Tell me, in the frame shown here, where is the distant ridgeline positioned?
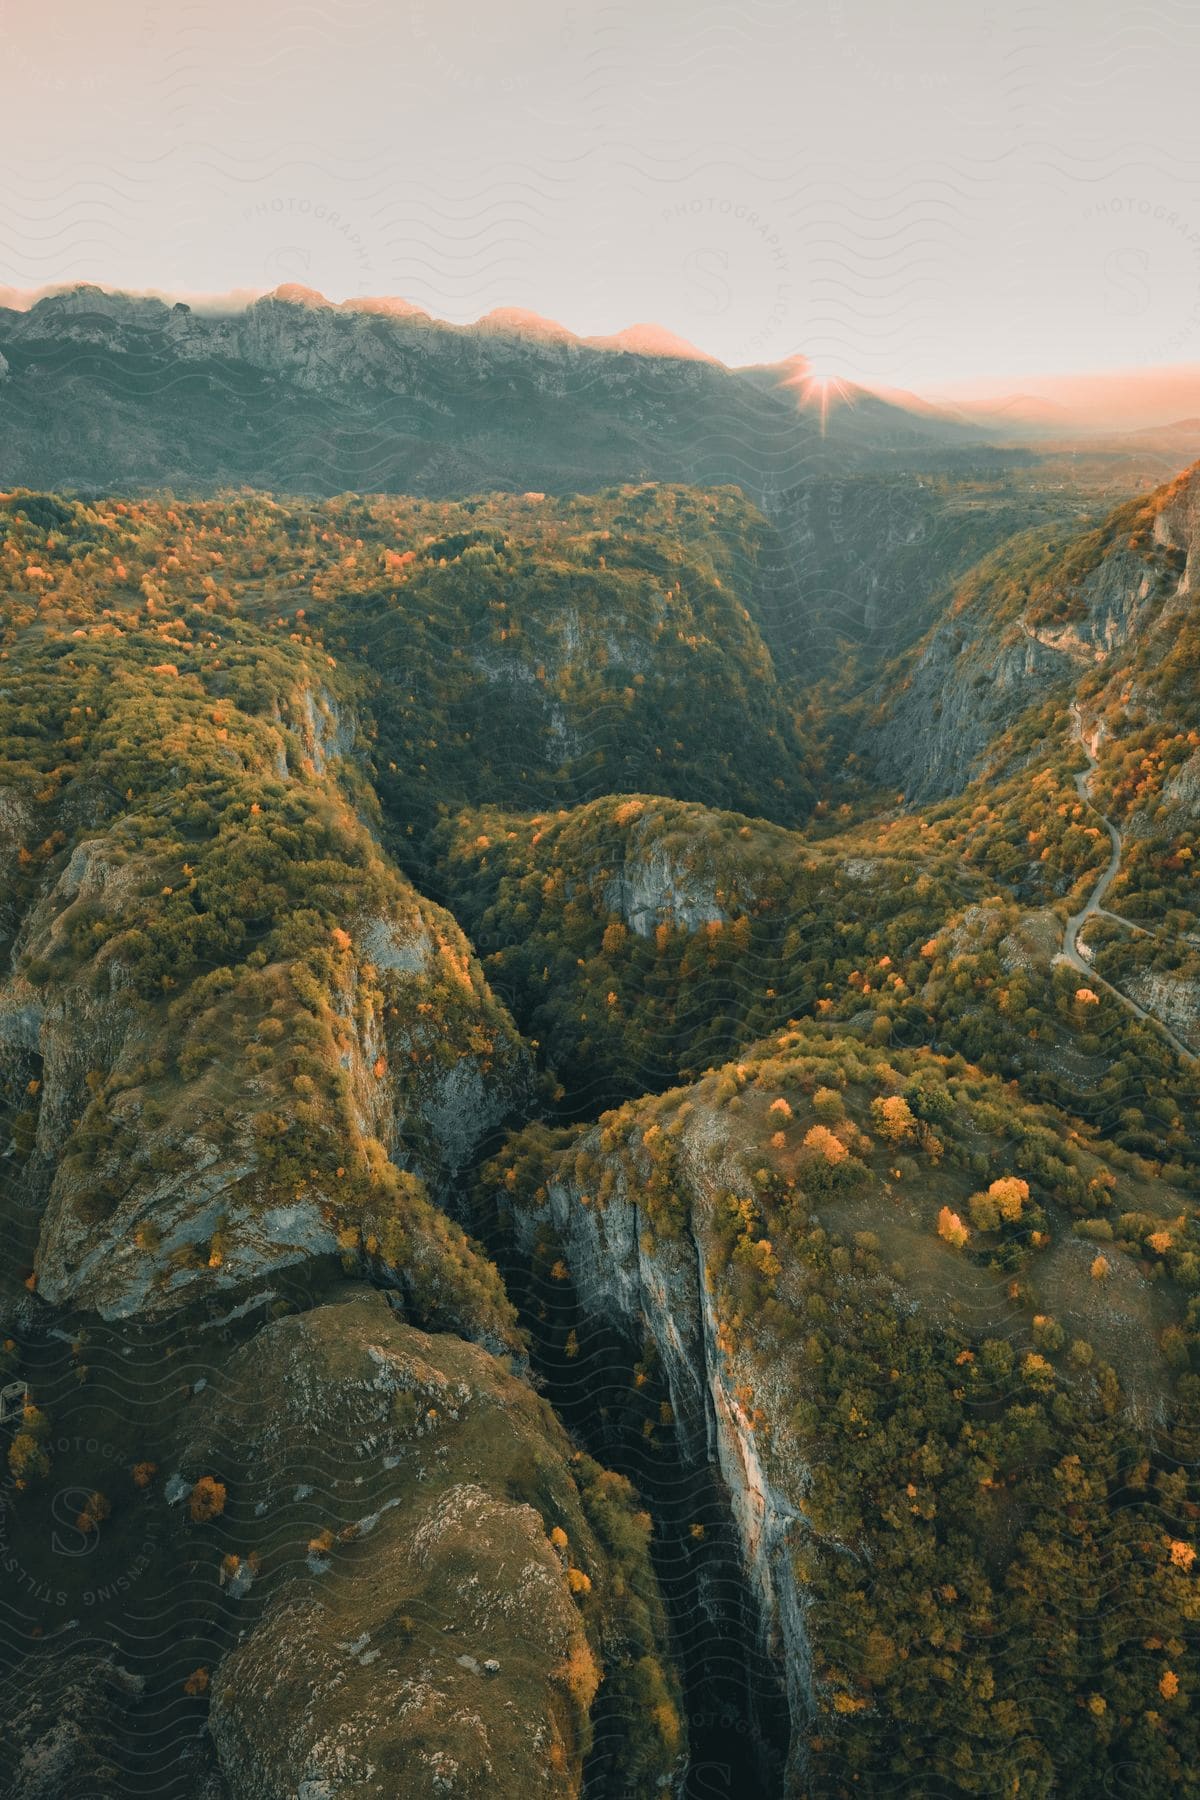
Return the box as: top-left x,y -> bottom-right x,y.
0,282 -> 1078,677
0,283 -> 987,498
0,472 -> 1197,1798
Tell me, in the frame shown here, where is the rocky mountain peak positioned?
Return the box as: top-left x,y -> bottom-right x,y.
340,293 -> 431,320
29,283 -> 170,325
258,282 -> 334,309
584,321 -> 718,362
473,306 -> 578,343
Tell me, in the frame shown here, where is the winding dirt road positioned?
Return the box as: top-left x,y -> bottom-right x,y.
1055,701 -> 1196,1062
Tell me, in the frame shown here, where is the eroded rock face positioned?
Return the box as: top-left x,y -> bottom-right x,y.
504,1102 -> 813,1788
1126,743 -> 1200,842
2,286 -> 718,413
603,834 -> 728,939
872,614 -> 1073,801
1124,969 -> 1200,1054
1163,747 -> 1200,818
1155,459 -> 1200,585
0,813 -> 530,1327
0,783 -> 35,855
185,1288 -> 682,1800
872,472 -> 1200,802
0,676 -> 528,1324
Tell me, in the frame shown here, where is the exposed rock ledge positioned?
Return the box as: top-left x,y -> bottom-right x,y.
1124,969 -> 1200,1056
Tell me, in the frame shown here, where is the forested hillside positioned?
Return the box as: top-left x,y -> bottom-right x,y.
0,285 -> 1119,685
1,471 -> 1199,1798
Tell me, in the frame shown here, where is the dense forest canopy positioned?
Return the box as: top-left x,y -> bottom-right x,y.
1,470 -> 1199,1798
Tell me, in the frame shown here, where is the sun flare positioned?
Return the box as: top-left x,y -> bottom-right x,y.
782,360 -> 853,433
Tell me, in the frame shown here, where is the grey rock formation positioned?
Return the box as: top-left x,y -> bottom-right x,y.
873,468 -> 1200,802
505,1101 -> 813,1788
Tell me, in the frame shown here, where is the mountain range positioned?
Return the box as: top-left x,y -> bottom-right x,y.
0,282 -> 1088,678
0,282 -> 993,499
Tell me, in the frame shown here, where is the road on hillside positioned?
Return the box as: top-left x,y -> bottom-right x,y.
1055,700 -> 1196,1062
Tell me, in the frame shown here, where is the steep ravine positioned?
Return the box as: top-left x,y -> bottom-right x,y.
500,1238 -> 792,1799
495,1113 -> 807,1797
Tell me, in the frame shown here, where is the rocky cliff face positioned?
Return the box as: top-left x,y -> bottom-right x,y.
603,830 -> 730,939
1,1648 -> 152,1800
4,855 -> 529,1325
1122,968 -> 1200,1055
767,472 -> 1067,676
489,1015 -> 1200,1794
872,472 -> 1200,802
0,650 -> 531,1330
872,617 -> 1072,799
503,1098 -> 813,1788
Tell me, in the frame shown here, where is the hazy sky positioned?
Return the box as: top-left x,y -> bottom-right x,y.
5,0 -> 1200,389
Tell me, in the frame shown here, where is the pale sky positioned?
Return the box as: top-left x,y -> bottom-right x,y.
5,0 -> 1200,389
